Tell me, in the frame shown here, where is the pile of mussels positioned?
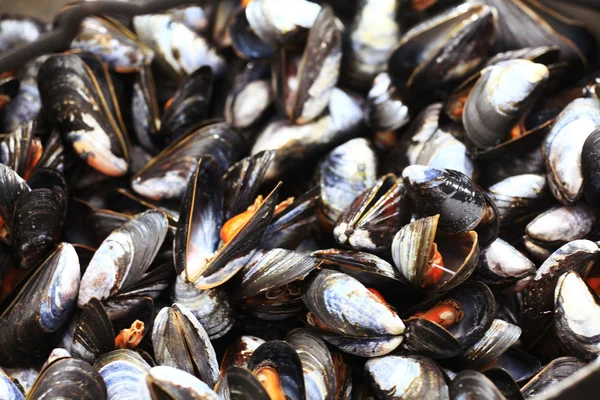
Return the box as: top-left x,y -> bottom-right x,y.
2,0 -> 600,398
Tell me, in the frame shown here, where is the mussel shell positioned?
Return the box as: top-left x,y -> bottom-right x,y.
0,368 -> 24,400
486,174 -> 548,225
133,14 -> 225,76
401,318 -> 462,359
521,240 -> 599,347
220,335 -> 266,374
542,97 -> 600,204
449,370 -> 506,400
132,121 -> 244,201
236,248 -> 319,300
463,60 -> 549,151
275,5 -> 342,125
0,243 -> 80,367
230,9 -> 276,61
0,14 -> 46,52
94,350 -> 152,400
71,298 -> 115,363
458,319 -> 522,369
402,166 -> 495,242
520,356 -> 587,398
387,2 -> 496,105
13,188 -> 65,269
78,210 -> 168,307
318,138 -> 378,229
225,366 -> 270,400
301,269 -> 404,337
225,77 -> 273,129
131,63 -> 161,154
414,128 -> 474,179
160,66 -> 213,143
139,365 -> 220,400
261,186 -> 319,250
285,328 -> 336,400
27,357 -> 107,400
392,214 -> 479,291
38,52 -> 130,177
481,368 -> 522,400
482,347 -> 541,384
311,329 -> 403,358
476,238 -> 536,286
172,276 -> 234,339
525,204 -> 596,247
0,121 -> 39,179
333,174 -> 411,252
71,16 -> 153,72
404,281 -> 496,350
0,163 -> 30,229
554,271 -> 600,361
365,355 -> 449,399
37,130 -> 64,173
365,72 -> 409,132
582,127 -> 600,204
247,340 -> 306,400
152,303 -> 219,387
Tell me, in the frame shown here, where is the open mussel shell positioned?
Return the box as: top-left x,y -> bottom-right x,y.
38,52 -> 130,177
224,366 -> 270,400
261,186 -> 319,250
0,121 -> 40,180
13,188 -> 65,269
476,238 -> 536,286
174,157 -> 280,288
450,370 -> 506,400
521,240 -> 599,347
94,349 -> 152,400
0,368 -> 24,400
78,210 -> 168,307
0,243 -> 79,367
302,269 -> 405,337
285,328 -> 336,400
403,165 -> 499,246
582,127 -> 600,204
318,138 -> 378,230
132,121 -> 244,201
520,356 -> 587,398
0,163 -> 30,230
274,5 -> 342,125
463,59 -> 549,153
554,271 -> 600,361
365,72 -> 410,132
333,174 -> 411,252
387,2 -> 496,106
543,97 -> 600,204
152,303 -> 219,387
139,366 -> 220,400
365,355 -> 449,399
247,340 -> 306,400
160,66 -> 213,144
222,149 -> 275,221
27,357 -> 107,400
342,0 -> 399,89
402,281 -> 495,356
525,204 -> 596,250
172,276 -> 234,339
487,174 -> 548,226
133,13 -> 224,76
392,214 -> 479,292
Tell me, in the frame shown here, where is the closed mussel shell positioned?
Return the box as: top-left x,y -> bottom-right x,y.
521,240 -> 599,347
131,63 -> 161,154
476,238 -> 536,286
365,72 -> 409,132
27,357 -> 107,400
486,174 -> 548,226
542,97 -> 600,204
520,356 -> 587,398
449,370 -> 507,400
71,298 -> 115,363
365,355 -> 449,400
0,243 -> 80,367
554,271 -> 600,361
225,366 -> 270,400
525,204 -> 596,249
139,366 -> 220,400
94,349 -> 152,400
582,127 -> 600,204
458,319 -> 522,369
152,303 -> 219,388
0,163 -> 30,231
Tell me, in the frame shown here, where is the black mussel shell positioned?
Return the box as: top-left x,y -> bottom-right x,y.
226,366 -> 270,400
582,127 -> 600,204
520,356 -> 587,398
230,8 -> 276,61
449,370 -> 506,400
71,298 -> 115,363
0,163 -> 30,230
